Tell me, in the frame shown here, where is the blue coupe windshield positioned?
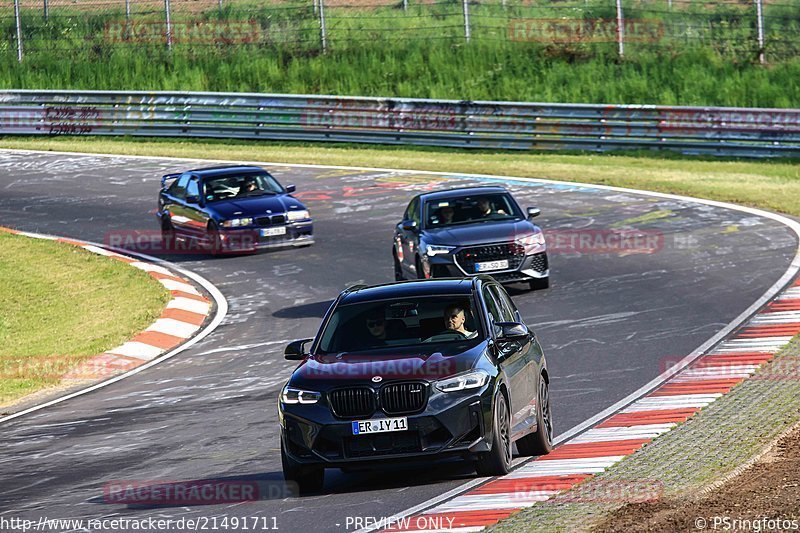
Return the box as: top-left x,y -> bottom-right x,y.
204,172 -> 284,202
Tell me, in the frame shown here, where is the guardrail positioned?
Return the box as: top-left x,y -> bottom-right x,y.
1,90 -> 799,158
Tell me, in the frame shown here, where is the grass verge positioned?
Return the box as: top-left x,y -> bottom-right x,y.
491,338 -> 800,532
2,137 -> 799,215
0,231 -> 170,406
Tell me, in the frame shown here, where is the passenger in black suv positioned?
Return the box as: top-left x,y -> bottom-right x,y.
280,277 -> 553,493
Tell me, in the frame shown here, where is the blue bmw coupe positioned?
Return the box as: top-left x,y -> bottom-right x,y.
157,165 -> 313,254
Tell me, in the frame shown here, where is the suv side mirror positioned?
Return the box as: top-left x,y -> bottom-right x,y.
496,321 -> 530,342
527,207 -> 541,219
186,195 -> 200,204
285,184 -> 297,193
402,220 -> 418,232
285,338 -> 313,360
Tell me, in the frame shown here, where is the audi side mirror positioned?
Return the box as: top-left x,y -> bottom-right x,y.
496,321 -> 530,342
527,207 -> 541,219
285,184 -> 297,194
285,339 -> 313,360
402,220 -> 418,232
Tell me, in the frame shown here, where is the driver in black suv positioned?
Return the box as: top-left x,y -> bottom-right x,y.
443,303 -> 477,339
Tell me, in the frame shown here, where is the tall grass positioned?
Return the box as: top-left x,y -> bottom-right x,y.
1,0 -> 799,106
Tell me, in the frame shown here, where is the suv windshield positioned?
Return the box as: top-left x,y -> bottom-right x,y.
317,296 -> 483,354
204,172 -> 284,202
424,193 -> 522,228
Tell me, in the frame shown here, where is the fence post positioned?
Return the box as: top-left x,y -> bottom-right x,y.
313,0 -> 318,16
219,0 -> 223,10
319,0 -> 327,52
164,0 -> 172,49
615,0 -> 625,58
125,0 -> 130,19
403,0 -> 408,12
755,0 -> 765,64
14,0 -> 23,62
462,0 -> 470,42
44,0 -> 48,21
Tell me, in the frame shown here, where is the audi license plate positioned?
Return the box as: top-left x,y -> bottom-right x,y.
260,227 -> 287,237
352,417 -> 408,435
474,259 -> 509,272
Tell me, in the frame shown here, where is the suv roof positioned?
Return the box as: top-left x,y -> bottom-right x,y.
339,277 -> 495,305
417,186 -> 510,203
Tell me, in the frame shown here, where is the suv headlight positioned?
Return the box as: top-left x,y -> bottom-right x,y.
281,385 -> 321,404
221,217 -> 253,228
425,244 -> 456,257
435,371 -> 490,392
287,209 -> 310,222
516,230 -> 546,251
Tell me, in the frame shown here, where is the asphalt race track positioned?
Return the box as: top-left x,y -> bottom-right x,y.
0,150 -> 797,532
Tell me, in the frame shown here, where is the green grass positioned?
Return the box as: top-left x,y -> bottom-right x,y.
0,231 -> 169,406
3,0 -> 799,106
3,136 -> 799,216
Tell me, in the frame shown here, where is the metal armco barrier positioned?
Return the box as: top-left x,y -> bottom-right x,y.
1,90 -> 799,158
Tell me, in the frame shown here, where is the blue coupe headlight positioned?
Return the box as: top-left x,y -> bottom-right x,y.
287,209 -> 310,222
221,218 -> 254,228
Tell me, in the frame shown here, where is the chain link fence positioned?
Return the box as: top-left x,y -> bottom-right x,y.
1,0 -> 798,62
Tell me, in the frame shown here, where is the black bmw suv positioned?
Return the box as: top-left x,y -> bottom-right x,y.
393,186 -> 549,290
279,277 -> 553,493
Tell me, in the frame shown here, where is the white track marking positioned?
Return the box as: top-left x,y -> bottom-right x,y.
621,394 -> 723,412
568,424 -> 676,443
777,288 -> 800,299
106,342 -> 164,360
81,244 -> 128,258
749,311 -> 800,323
423,492 -> 560,513
671,365 -> 759,381
507,457 -> 626,477
129,261 -> 174,276
157,278 -> 200,294
145,318 -> 200,338
166,297 -> 211,314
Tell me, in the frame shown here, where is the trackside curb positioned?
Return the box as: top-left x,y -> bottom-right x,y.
0,226 -> 228,425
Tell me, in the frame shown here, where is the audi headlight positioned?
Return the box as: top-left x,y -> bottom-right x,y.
281,385 -> 321,405
516,230 -> 546,250
287,209 -> 310,222
435,371 -> 490,392
221,217 -> 253,228
425,244 -> 456,257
